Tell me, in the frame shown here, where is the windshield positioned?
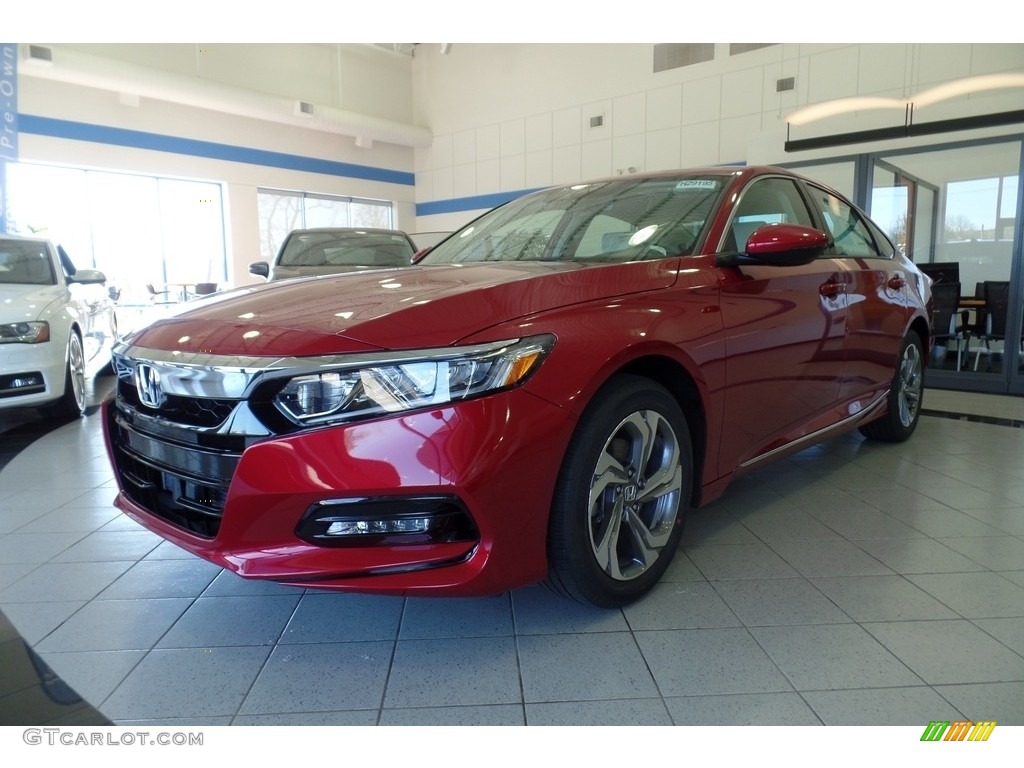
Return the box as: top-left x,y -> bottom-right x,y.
421,176 -> 726,265
0,240 -> 57,286
279,231 -> 414,268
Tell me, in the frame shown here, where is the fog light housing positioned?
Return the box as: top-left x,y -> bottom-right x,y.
296,495 -> 479,548
0,372 -> 46,397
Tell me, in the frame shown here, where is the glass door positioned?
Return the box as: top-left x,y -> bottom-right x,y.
871,142 -> 1022,394
870,161 -> 937,264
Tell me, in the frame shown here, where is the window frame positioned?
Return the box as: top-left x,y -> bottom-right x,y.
257,188 -> 396,260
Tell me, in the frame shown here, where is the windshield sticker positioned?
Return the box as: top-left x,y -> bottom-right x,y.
675,179 -> 719,191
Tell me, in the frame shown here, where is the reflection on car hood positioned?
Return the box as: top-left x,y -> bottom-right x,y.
126,260 -> 679,357
0,284 -> 64,320
271,264 -> 402,280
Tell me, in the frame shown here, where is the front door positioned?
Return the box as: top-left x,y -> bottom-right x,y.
716,175 -> 847,469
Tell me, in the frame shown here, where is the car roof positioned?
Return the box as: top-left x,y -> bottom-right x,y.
287,228 -> 411,236
574,165 -> 800,184
0,233 -> 51,243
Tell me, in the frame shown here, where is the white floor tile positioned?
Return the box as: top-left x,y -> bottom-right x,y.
3,387 -> 1024,726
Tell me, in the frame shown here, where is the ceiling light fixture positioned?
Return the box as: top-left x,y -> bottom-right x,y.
786,72 -> 1024,127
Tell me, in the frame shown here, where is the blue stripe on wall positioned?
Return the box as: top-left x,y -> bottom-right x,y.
18,114 -> 416,186
18,114 -> 648,219
416,188 -> 544,217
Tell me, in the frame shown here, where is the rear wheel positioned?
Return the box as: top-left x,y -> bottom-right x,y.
546,375 -> 692,607
859,330 -> 924,442
42,332 -> 86,421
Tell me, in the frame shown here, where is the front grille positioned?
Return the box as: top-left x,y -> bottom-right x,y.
108,348 -> 286,539
117,379 -> 237,428
108,406 -> 239,538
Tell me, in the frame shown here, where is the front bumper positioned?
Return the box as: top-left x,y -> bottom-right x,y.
0,341 -> 66,408
103,388 -> 574,596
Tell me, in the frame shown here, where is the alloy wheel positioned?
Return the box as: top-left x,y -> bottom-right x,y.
587,409 -> 683,581
69,333 -> 86,413
897,340 -> 923,427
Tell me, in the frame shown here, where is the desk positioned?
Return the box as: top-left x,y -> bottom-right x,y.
958,298 -> 985,310
956,298 -> 987,339
154,283 -> 219,302
954,299 -> 996,371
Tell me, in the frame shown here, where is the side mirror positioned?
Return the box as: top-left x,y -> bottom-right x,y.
249,261 -> 270,279
412,247 -> 432,264
717,224 -> 830,268
68,268 -> 108,285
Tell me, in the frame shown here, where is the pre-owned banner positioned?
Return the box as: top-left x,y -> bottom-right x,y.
0,42 -> 14,234
1,43 -> 16,161
0,161 -> 6,233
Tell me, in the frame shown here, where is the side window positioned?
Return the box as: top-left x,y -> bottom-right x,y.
865,218 -> 896,259
809,187 -> 881,259
723,178 -> 816,252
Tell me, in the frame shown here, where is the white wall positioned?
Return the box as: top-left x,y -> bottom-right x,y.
411,43 -> 1024,232
57,43 -> 416,125
14,42 -> 1024,268
15,44 -> 420,287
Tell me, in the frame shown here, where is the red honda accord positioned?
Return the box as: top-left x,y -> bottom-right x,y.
103,166 -> 932,607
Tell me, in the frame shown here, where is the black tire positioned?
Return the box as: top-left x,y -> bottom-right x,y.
546,374 -> 692,608
42,331 -> 87,421
859,330 -> 924,442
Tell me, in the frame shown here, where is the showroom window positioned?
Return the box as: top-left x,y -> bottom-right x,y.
257,189 -> 395,259
729,43 -> 776,56
652,44 -> 715,73
4,162 -> 227,298
944,175 -> 1018,242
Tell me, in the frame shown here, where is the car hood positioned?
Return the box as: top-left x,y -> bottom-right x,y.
0,284 -> 63,320
125,260 -> 680,357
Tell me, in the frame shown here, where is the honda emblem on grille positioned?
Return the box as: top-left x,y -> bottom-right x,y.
135,363 -> 165,408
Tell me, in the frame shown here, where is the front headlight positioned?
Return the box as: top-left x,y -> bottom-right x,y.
272,335 -> 554,426
0,321 -> 50,344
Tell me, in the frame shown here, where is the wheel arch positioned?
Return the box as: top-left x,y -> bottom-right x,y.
608,354 -> 709,507
909,315 -> 930,355
544,367 -> 697,606
65,321 -> 84,362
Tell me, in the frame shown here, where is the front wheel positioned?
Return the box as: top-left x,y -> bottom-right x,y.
42,332 -> 87,421
859,330 -> 924,442
546,375 -> 692,607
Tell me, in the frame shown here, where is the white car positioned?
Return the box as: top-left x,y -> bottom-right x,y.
0,234 -> 117,419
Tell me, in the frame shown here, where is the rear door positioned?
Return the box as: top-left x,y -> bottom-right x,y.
801,182 -> 910,408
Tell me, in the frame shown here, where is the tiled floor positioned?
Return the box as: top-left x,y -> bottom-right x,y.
2,382 -> 1024,726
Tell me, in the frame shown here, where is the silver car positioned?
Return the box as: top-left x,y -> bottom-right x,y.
249,228 -> 417,281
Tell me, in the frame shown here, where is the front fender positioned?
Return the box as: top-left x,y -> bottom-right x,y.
462,285 -> 728,487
